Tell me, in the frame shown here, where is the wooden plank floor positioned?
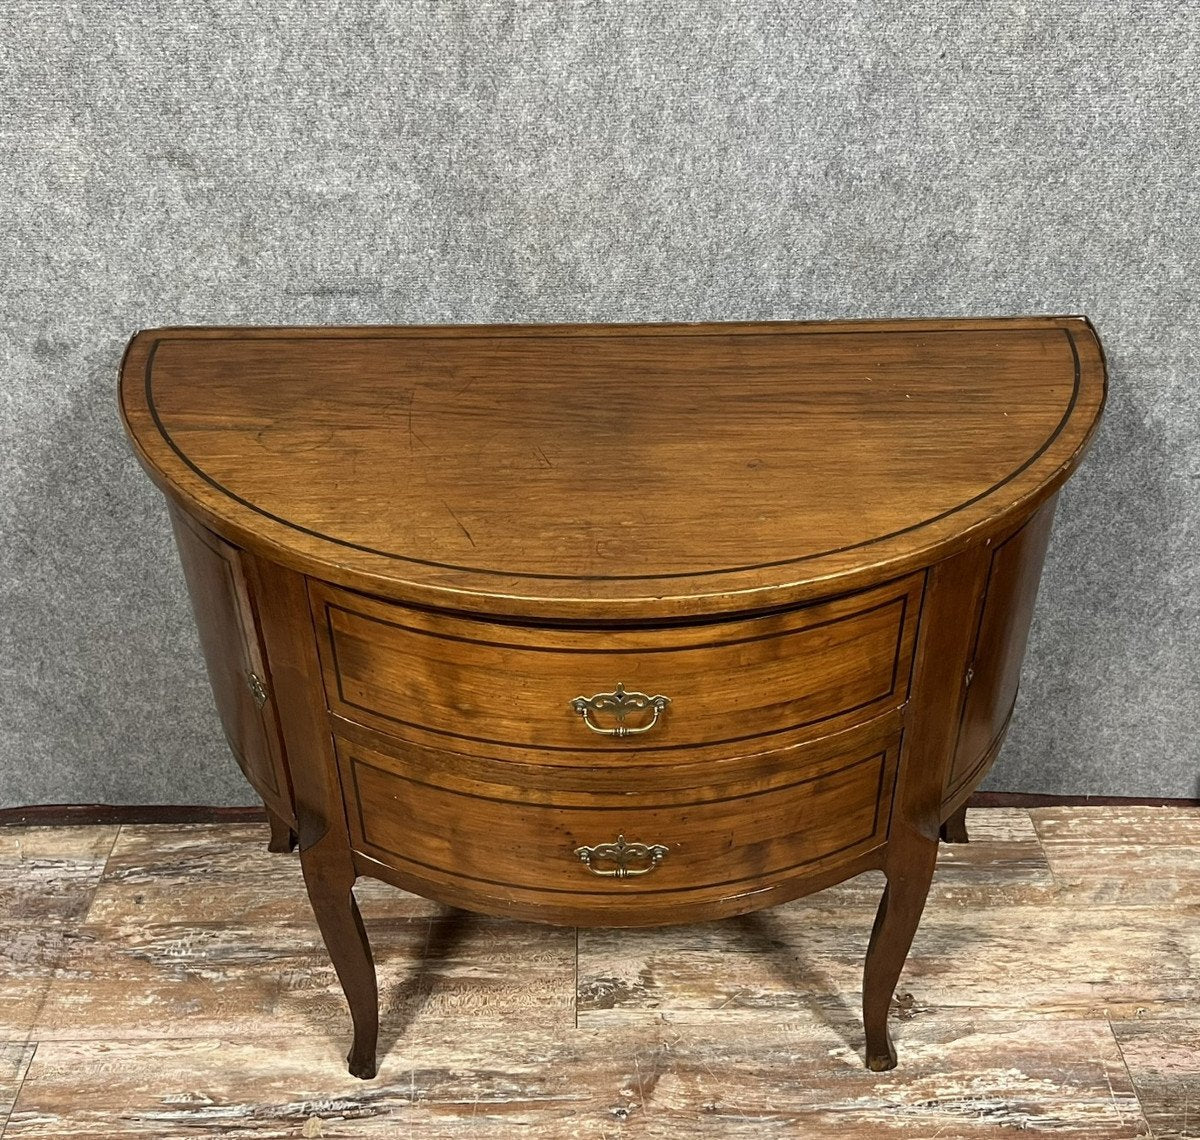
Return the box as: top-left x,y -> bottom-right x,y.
0,807 -> 1196,1138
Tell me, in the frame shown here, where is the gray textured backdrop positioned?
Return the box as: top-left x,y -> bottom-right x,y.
2,2 -> 1198,806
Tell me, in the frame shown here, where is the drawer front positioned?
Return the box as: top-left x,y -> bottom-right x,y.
312,574 -> 921,761
336,724 -> 899,912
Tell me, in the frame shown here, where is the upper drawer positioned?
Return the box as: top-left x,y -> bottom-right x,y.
310,573 -> 922,762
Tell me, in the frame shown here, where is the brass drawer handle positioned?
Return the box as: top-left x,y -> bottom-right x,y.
574,834 -> 670,878
570,683 -> 671,738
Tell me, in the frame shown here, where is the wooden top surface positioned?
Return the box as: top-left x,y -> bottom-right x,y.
119,317 -> 1106,618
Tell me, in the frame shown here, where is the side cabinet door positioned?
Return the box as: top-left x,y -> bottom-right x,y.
944,497 -> 1058,807
167,504 -> 294,820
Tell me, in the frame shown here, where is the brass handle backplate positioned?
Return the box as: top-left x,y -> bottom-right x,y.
570,683 -> 671,738
574,834 -> 670,878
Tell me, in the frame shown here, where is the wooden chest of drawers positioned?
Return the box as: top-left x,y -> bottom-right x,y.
119,317 -> 1105,1079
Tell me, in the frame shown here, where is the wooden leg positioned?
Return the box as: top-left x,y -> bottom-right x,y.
266,806 -> 298,853
299,837 -> 379,1079
939,803 -> 970,844
862,833 -> 939,1071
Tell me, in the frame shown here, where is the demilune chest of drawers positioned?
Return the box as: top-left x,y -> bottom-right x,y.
119,317 -> 1106,1079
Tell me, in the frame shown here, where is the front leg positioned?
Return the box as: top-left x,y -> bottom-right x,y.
861,832 -> 939,1071
299,829 -> 379,1079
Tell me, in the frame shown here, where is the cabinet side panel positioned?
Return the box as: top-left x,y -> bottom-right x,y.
167,503 -> 292,817
945,497 -> 1059,807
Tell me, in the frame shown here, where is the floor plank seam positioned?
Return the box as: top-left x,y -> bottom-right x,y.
77,823 -> 124,929
1108,1013 -> 1155,1139
6,810 -> 1197,1135
2,1039 -> 37,1140
1024,806 -> 1062,894
20,824 -> 127,1050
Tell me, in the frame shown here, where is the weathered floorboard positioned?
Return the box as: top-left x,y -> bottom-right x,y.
577,897 -> 1200,1026
1113,1018 -> 1200,1140
34,910 -> 576,1043
37,823 -> 575,1043
1,1042 -> 36,1136
5,1020 -> 1147,1138
928,807 -> 1057,902
5,810 -> 1196,1136
0,825 -> 117,1036
83,824 -> 438,928
1032,806 -> 1200,905
0,826 -> 118,923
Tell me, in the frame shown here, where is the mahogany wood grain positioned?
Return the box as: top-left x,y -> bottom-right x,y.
330,708 -> 905,799
336,726 -> 899,924
864,542 -> 994,1070
944,498 -> 1059,809
311,574 -> 920,762
118,317 -> 1107,1080
120,317 -> 1106,620
166,504 -> 294,833
244,555 -> 378,1079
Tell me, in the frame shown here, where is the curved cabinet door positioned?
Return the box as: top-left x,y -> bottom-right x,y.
168,503 -> 294,822
943,497 -> 1059,811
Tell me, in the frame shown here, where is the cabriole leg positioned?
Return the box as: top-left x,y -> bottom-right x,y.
939,803 -> 970,844
266,806 -> 298,853
299,836 -> 379,1079
862,833 -> 939,1071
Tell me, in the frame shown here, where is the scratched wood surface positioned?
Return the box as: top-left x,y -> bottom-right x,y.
1,807 -> 1196,1138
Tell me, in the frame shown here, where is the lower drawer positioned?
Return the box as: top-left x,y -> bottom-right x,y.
336,723 -> 899,918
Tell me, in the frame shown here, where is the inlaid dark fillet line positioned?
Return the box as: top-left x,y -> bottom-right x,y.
141,330 -> 1083,582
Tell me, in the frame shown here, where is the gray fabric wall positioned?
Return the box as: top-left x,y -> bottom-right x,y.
2,2 -> 1197,806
